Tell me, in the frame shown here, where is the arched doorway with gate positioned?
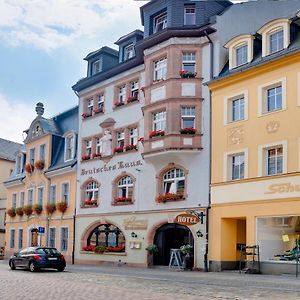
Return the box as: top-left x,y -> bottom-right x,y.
31,228 -> 38,247
153,223 -> 194,266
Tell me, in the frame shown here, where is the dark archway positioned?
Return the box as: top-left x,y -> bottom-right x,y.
153,223 -> 194,266
31,228 -> 38,247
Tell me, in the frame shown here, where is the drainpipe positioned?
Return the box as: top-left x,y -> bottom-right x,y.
72,206 -> 76,265
45,174 -> 51,247
203,29 -> 214,272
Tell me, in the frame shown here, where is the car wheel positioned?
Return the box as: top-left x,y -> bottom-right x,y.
57,266 -> 65,272
29,262 -> 37,272
9,261 -> 16,270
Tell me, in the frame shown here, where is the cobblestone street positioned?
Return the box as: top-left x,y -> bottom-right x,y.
1,261 -> 300,300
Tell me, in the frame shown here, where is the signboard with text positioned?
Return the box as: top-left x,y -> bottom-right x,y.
174,213 -> 199,226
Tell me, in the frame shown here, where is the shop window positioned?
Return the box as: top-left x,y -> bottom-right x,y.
184,5 -> 196,25
153,58 -> 167,81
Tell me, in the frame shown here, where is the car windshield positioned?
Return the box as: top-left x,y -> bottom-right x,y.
36,248 -> 60,255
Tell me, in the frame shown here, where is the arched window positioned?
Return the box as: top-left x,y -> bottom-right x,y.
163,168 -> 185,194
82,180 -> 99,207
87,224 -> 125,252
117,176 -> 133,199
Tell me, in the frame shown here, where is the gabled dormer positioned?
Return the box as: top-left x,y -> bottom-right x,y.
84,46 -> 119,77
115,30 -> 144,63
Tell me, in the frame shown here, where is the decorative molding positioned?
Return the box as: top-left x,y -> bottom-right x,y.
227,126 -> 244,146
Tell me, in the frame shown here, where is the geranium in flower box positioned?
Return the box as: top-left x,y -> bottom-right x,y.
114,197 -> 132,202
156,193 -> 184,203
179,70 -> 197,78
25,163 -> 34,174
138,137 -> 144,143
180,128 -> 196,135
35,160 -> 45,170
149,130 -> 165,138
7,208 -> 16,218
16,207 -> 24,217
93,107 -> 104,114
33,204 -> 43,215
81,154 -> 91,161
107,245 -> 125,252
114,147 -> 124,154
124,144 -> 137,152
57,201 -> 67,213
92,152 -> 101,159
83,199 -> 98,206
23,205 -> 33,216
126,96 -> 138,104
82,245 -> 95,252
46,203 -> 56,214
81,112 -> 92,119
114,101 -> 125,108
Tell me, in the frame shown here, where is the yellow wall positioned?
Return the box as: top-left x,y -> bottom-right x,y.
0,159 -> 14,199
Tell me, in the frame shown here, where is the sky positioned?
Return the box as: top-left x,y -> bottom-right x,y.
0,0 -> 245,143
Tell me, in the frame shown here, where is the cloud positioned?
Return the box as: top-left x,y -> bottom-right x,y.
0,0 -> 148,51
0,94 -> 36,143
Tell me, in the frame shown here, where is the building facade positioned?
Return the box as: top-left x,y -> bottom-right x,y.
208,10 -> 300,274
72,0 -> 231,269
4,104 -> 78,263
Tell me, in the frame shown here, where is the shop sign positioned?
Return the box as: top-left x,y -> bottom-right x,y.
265,183 -> 300,194
124,217 -> 148,230
174,213 -> 199,226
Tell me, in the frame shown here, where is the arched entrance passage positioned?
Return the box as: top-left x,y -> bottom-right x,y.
153,223 -> 194,266
31,228 -> 38,247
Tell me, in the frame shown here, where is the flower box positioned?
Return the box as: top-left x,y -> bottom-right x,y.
7,208 -> 16,218
156,193 -> 184,203
33,204 -> 43,215
94,245 -> 107,254
126,96 -> 138,104
23,205 -> 33,216
35,160 -> 45,170
149,130 -> 165,138
93,107 -> 104,114
82,245 -> 95,252
114,147 -> 124,154
179,70 -> 197,78
114,101 -> 125,108
81,113 -> 92,119
16,207 -> 24,217
92,152 -> 101,159
25,163 -> 34,174
46,203 -> 56,214
83,199 -> 98,206
81,154 -> 91,161
107,245 -> 125,252
114,197 -> 132,203
56,201 -> 67,213
124,144 -> 137,152
180,128 -> 196,135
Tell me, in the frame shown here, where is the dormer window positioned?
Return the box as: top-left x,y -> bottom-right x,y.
15,154 -> 23,174
64,133 -> 76,161
124,44 -> 135,61
235,44 -> 247,67
269,29 -> 284,54
154,13 -> 167,33
184,5 -> 196,25
92,60 -> 100,75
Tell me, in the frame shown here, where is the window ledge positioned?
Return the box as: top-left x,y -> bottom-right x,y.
111,201 -> 134,206
80,250 -> 127,256
258,107 -> 286,118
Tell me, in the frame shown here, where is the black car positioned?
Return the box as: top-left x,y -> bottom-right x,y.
9,247 -> 66,272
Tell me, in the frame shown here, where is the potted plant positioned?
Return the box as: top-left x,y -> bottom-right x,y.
25,163 -> 34,174
145,244 -> 158,267
23,205 -> 33,216
94,245 -> 107,254
7,208 -> 16,218
46,203 -> 56,214
56,201 -> 67,213
33,204 -> 43,215
35,160 -> 45,170
180,244 -> 193,270
16,207 -> 24,217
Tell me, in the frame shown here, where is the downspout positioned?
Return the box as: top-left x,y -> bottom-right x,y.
45,174 -> 51,247
72,206 -> 76,265
204,29 -> 214,272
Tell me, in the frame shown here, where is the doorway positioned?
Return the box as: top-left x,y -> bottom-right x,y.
31,228 -> 38,247
153,223 -> 194,266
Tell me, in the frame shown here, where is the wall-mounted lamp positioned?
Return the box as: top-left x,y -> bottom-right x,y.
131,232 -> 138,238
196,230 -> 203,238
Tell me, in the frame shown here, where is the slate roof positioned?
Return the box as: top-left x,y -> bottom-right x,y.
0,138 -> 23,162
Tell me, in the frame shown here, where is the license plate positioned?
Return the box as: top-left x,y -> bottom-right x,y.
48,257 -> 57,260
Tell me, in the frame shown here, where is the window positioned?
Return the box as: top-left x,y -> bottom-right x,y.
92,60 -> 100,75
10,229 -> 15,248
124,44 -> 135,60
18,229 -> 23,249
87,98 -> 94,115
131,81 -> 139,98
153,111 -> 166,131
267,147 -> 283,175
232,97 -> 245,121
118,176 -> 133,199
235,44 -> 247,67
97,95 -> 104,110
154,12 -> 167,33
181,107 -> 195,129
154,58 -> 167,81
163,168 -> 185,194
182,52 -> 196,73
37,187 -> 44,206
60,228 -> 68,252
85,140 -> 92,156
65,134 -> 75,161
118,85 -> 126,102
39,144 -> 46,161
29,148 -> 35,165
230,153 -> 245,180
49,228 -> 56,248
61,183 -> 70,205
28,189 -> 33,206
96,137 -> 101,154
269,29 -> 284,54
85,181 -> 99,201
129,128 -> 138,145
20,192 -> 25,207
12,193 -> 17,209
184,5 -> 196,25
117,131 -> 125,148
50,185 -> 56,204
267,86 -> 282,112
15,154 -> 23,174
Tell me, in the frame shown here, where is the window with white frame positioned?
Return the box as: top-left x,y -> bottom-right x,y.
39,144 -> 46,161
87,98 -> 94,115
12,193 -> 17,209
266,85 -> 282,112
28,189 -> 33,206
60,227 -> 68,252
154,12 -> 167,33
181,107 -> 195,129
20,192 -> 25,207
229,153 -> 245,180
232,97 -> 245,122
153,111 -> 166,131
29,148 -> 35,165
97,95 -> 104,110
50,185 -> 56,204
65,133 -> 75,161
49,228 -> 56,248
163,168 -> 185,194
184,5 -> 196,25
92,60 -> 100,75
117,131 -> 125,148
124,44 -> 135,60
61,183 -> 70,205
131,81 -> 139,98
129,128 -> 138,145
119,85 -> 126,102
266,146 -> 283,176
15,154 -> 23,174
235,44 -> 248,67
154,58 -> 167,81
85,140 -> 92,156
18,229 -> 23,249
85,181 -> 99,201
37,187 -> 44,206
10,229 -> 15,248
117,176 -> 133,199
182,52 -> 196,73
269,29 -> 284,54
96,137 -> 101,154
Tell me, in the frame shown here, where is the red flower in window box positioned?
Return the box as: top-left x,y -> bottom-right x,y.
138,137 -> 144,143
25,163 -> 34,174
107,245 -> 125,252
156,193 -> 184,203
124,144 -> 137,152
82,245 -> 95,252
126,96 -> 138,104
35,160 -> 45,170
92,152 -> 101,159
180,128 -> 196,134
56,201 -> 67,213
114,197 -> 132,202
114,147 -> 124,154
23,205 -> 33,216
46,203 -> 56,214
81,154 -> 91,161
81,112 -> 92,119
149,130 -> 165,138
179,70 -> 197,78
93,107 -> 104,114
16,207 -> 24,217
33,204 -> 43,215
7,208 -> 16,218
114,101 -> 125,107
83,199 -> 98,206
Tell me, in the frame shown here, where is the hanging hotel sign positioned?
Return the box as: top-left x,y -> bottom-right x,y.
174,213 -> 199,226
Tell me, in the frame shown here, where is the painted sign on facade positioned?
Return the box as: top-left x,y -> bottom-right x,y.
123,216 -> 148,230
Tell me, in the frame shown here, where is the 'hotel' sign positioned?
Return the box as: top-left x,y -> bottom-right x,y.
175,213 -> 199,226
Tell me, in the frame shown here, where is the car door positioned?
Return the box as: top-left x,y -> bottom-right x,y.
13,250 -> 22,267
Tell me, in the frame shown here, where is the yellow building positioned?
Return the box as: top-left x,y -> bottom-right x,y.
208,14 -> 300,274
4,103 -> 78,263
